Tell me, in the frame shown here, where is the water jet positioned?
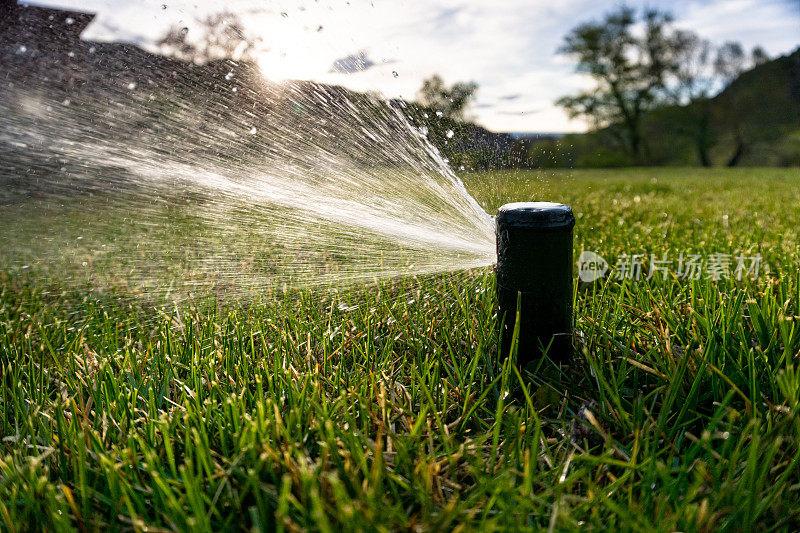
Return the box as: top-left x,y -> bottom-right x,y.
495,202 -> 575,367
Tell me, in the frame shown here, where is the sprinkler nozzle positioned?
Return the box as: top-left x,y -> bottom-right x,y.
495,202 -> 575,367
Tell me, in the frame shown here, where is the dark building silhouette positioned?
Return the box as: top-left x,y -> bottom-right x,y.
1,0 -> 95,40
1,1 -> 98,90
0,0 -> 187,94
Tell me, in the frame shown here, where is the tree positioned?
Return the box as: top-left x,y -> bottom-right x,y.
556,7 -> 685,163
670,32 -> 715,103
157,11 -> 255,64
672,39 -> 769,100
712,42 -> 770,166
665,36 -> 771,166
417,75 -> 478,120
158,27 -> 197,62
714,41 -> 747,83
712,43 -> 769,83
751,46 -> 770,66
665,31 -> 717,165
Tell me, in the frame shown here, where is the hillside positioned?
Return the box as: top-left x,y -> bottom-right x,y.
643,47 -> 800,167
708,47 -> 800,166
521,48 -> 800,169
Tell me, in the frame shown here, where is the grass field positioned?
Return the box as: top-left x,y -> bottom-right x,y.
2,167 -> 800,531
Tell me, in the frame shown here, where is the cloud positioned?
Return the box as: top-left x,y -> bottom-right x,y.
329,51 -> 376,74
679,0 -> 800,55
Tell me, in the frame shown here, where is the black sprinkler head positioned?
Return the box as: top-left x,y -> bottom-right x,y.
495,202 -> 575,368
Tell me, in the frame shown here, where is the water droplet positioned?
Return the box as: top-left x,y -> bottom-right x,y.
446,129 -> 454,138
5,60 -> 497,299
88,46 -> 96,53
392,71 -> 399,78
225,71 -> 234,80
180,27 -> 189,35
17,45 -> 26,53
68,51 -> 75,58
435,110 -> 443,118
65,17 -> 74,25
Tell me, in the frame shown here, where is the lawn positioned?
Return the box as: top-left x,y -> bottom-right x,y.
2,167 -> 800,531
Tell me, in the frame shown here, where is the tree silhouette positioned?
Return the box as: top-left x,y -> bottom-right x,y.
714,42 -> 747,83
556,7 -> 685,163
157,11 -> 256,64
417,75 -> 478,120
666,31 -> 718,166
751,46 -> 770,66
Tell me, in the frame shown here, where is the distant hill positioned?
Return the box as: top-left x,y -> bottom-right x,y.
426,47 -> 800,170
705,46 -> 800,166
642,47 -> 800,167
548,47 -> 800,168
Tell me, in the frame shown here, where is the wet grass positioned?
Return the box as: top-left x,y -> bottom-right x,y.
2,167 -> 800,531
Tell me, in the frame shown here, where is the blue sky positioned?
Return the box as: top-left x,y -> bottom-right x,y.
31,0 -> 800,132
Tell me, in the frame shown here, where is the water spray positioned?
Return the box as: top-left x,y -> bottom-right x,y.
495,202 -> 575,367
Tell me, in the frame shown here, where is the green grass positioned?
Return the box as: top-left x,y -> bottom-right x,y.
2,167 -> 800,531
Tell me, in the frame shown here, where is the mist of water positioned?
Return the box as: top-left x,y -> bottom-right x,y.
0,54 -> 495,303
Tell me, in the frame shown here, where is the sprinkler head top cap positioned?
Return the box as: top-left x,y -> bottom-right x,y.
496,202 -> 575,230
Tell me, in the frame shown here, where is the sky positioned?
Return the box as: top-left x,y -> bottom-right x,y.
30,0 -> 800,133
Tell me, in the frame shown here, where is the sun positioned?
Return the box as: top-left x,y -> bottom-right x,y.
254,19 -> 332,83
256,50 -> 319,83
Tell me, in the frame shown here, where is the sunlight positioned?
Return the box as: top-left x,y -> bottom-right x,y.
253,16 -> 332,83
256,49 -> 324,83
